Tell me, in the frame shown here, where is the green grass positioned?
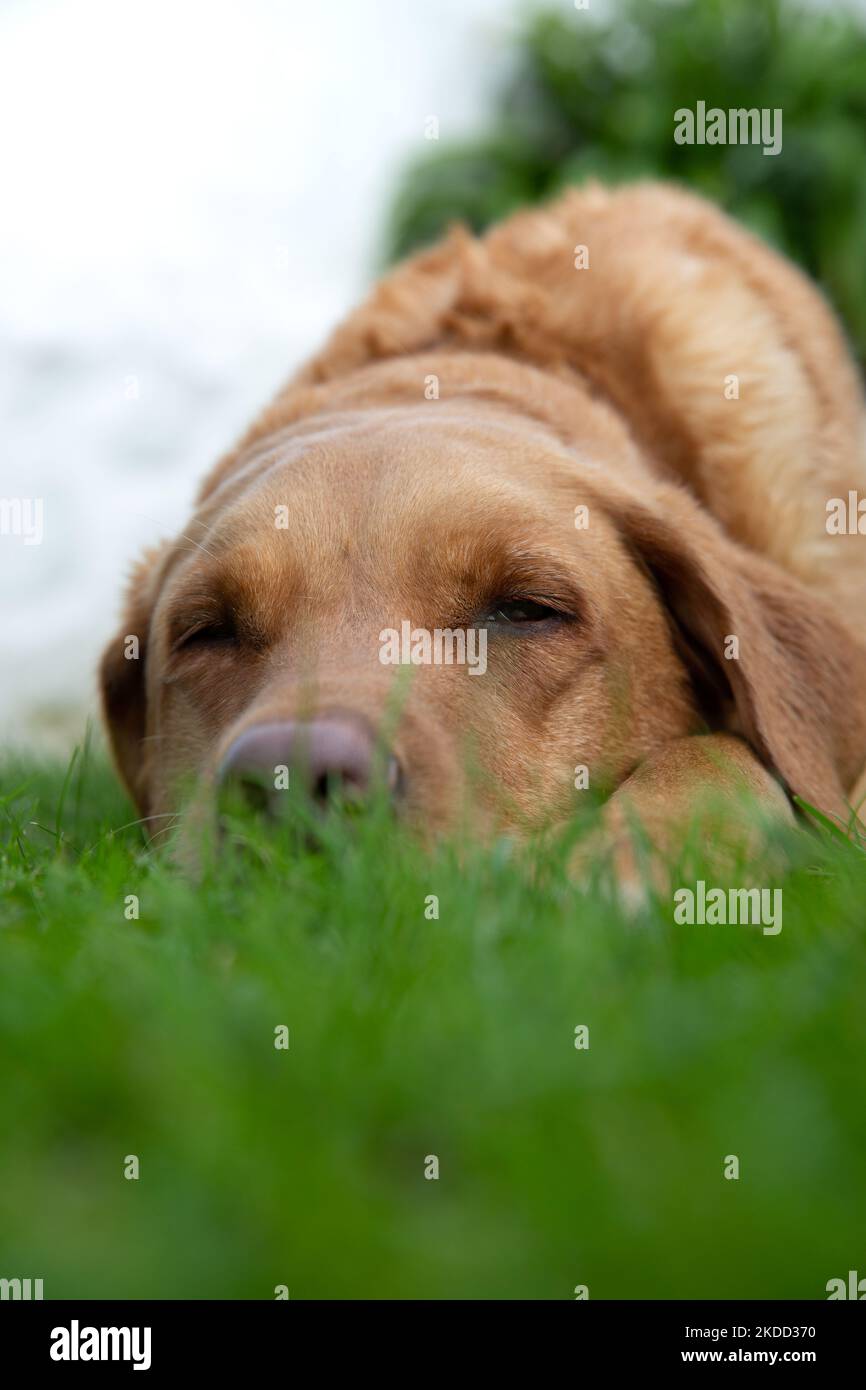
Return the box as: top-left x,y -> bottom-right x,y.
1,734 -> 866,1300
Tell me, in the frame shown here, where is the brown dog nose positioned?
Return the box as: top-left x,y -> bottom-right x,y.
219,716 -> 400,814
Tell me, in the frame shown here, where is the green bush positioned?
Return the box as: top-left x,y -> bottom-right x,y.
384,0 -> 866,363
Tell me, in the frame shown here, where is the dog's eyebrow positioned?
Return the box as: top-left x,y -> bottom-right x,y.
164,586 -> 226,636
436,542 -> 592,630
488,551 -> 584,599
161,541 -> 306,639
450,533 -> 584,594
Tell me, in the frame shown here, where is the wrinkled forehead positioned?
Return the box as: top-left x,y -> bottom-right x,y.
160,405 -> 626,610
205,405 -> 607,538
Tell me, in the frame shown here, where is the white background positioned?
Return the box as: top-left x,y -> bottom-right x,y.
0,0 -> 510,747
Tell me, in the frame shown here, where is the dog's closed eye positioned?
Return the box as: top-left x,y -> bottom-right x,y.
169,602 -> 238,656
172,619 -> 237,653
481,597 -> 569,627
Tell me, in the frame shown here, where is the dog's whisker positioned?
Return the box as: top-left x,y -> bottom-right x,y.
177,530 -> 219,561
131,511 -> 220,562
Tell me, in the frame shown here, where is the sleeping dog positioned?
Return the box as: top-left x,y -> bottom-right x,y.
100,182 -> 866,877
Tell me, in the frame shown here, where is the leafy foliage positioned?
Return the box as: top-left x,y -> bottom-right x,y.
384,0 -> 866,362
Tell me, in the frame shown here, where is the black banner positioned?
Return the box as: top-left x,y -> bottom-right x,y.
1,1299 -> 862,1374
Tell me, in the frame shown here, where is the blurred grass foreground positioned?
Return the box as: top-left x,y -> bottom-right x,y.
1,746 -> 866,1298
386,0 -> 866,364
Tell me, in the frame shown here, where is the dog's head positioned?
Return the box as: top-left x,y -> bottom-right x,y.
100,361 -> 865,850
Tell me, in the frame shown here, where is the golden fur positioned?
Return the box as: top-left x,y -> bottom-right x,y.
101,182 -> 866,872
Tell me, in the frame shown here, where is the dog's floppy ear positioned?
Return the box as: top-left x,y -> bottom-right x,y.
611,487 -> 866,822
99,544 -> 169,818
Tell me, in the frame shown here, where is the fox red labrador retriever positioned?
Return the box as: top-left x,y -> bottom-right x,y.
101,182 -> 866,878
